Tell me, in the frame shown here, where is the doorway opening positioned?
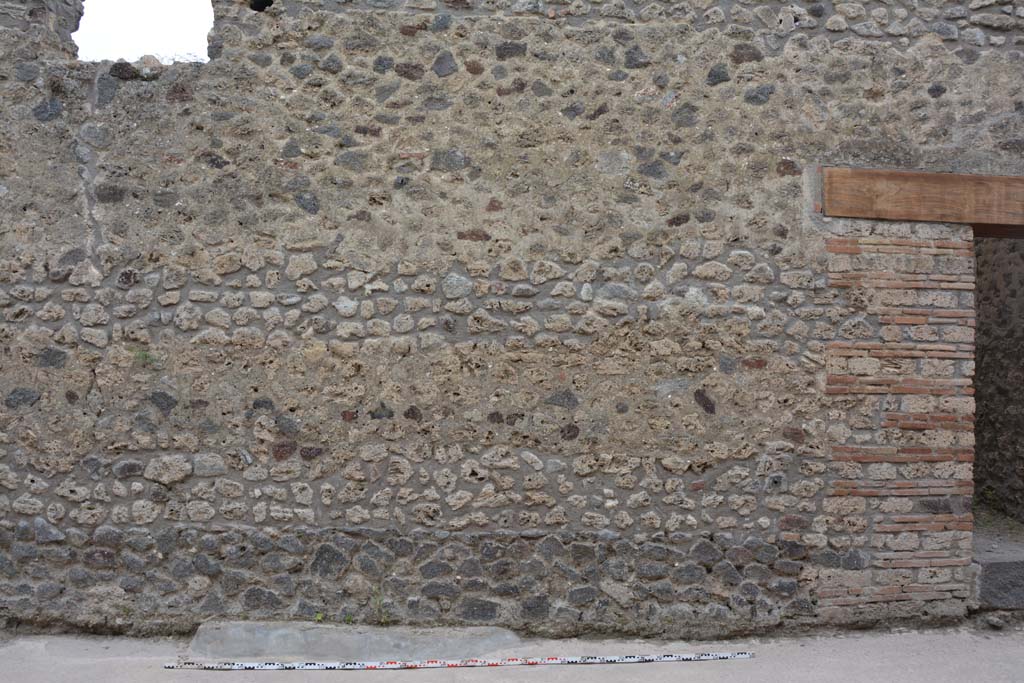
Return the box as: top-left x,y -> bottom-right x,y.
974,234 -> 1024,609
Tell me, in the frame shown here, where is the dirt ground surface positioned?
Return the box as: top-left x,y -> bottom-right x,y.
2,620 -> 1023,682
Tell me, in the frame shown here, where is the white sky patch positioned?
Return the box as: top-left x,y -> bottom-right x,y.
73,0 -> 214,65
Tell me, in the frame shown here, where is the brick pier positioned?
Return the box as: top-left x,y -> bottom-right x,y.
822,226 -> 976,620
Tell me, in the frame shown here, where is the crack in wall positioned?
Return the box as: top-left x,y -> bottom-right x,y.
75,69 -> 103,271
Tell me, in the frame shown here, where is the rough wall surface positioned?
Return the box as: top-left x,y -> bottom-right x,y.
976,238 -> 1024,523
0,0 -> 1022,637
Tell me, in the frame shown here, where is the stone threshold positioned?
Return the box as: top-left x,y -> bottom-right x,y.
974,506 -> 1024,610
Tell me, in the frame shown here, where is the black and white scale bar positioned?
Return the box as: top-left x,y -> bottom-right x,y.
166,652 -> 753,671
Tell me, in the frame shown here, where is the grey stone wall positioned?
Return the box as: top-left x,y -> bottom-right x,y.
976,237 -> 1024,523
217,0 -> 1024,53
0,0 -> 1022,636
0,0 -> 83,55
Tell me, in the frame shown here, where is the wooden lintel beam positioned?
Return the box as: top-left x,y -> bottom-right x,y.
822,167 -> 1024,227
972,224 -> 1024,239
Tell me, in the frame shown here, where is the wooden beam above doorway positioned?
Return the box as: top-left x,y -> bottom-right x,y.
822,167 -> 1024,227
